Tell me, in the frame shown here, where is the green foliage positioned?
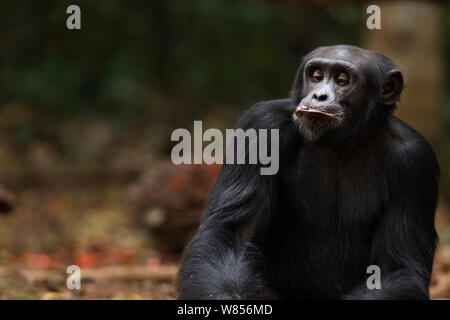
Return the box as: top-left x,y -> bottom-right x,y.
0,0 -> 362,125
439,5 -> 450,202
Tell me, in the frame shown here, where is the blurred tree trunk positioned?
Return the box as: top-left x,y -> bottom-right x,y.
363,1 -> 444,143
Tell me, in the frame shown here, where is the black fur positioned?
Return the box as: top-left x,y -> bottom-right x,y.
178,45 -> 439,300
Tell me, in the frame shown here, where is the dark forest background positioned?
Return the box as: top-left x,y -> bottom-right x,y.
0,0 -> 449,299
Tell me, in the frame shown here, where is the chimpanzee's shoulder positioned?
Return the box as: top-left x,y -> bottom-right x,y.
387,116 -> 439,174
236,99 -> 292,130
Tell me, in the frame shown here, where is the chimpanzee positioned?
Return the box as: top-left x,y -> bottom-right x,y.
178,45 -> 439,299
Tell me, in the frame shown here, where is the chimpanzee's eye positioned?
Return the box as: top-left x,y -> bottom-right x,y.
312,69 -> 323,82
336,72 -> 350,86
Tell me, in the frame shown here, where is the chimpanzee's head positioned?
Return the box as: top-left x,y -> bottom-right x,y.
290,45 -> 403,142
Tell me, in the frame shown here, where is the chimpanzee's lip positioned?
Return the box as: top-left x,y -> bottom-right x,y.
294,105 -> 337,120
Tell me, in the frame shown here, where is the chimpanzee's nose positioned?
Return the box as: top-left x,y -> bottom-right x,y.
313,93 -> 328,102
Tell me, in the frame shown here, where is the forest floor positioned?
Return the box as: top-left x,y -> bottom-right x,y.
0,243 -> 448,300
0,245 -> 449,299
0,185 -> 449,300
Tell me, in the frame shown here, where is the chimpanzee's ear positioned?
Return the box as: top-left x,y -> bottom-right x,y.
380,69 -> 403,106
290,59 -> 306,104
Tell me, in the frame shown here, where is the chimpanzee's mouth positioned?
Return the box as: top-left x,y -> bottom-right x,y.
293,105 -> 338,121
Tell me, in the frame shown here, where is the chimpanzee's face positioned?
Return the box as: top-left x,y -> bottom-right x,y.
291,46 -> 403,142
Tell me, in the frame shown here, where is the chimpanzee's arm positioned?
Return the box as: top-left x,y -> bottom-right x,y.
177,167 -> 277,299
345,136 -> 439,300
178,100 -> 291,299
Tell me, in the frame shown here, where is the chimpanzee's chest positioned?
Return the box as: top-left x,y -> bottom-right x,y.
265,145 -> 386,298
281,145 -> 385,228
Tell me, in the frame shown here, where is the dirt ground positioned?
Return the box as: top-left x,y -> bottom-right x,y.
0,264 -> 178,299
0,186 -> 449,300
0,246 -> 449,300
